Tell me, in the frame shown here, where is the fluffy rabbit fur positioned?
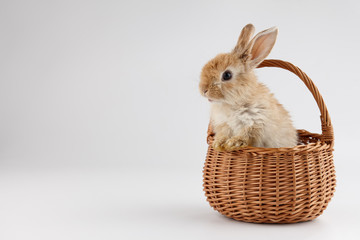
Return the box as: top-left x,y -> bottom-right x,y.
199,24 -> 298,151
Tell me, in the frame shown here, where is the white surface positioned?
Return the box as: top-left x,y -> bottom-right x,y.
1,0 -> 360,239
0,163 -> 359,240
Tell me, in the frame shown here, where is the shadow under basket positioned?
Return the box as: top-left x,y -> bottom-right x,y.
203,59 -> 336,224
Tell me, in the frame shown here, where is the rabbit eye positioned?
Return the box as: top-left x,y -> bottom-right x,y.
222,70 -> 232,81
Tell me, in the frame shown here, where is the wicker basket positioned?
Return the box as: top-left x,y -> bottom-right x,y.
203,59 -> 336,224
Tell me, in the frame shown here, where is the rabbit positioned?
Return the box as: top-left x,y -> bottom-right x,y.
199,24 -> 298,151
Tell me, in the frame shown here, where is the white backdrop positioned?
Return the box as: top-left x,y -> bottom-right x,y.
1,0 -> 359,239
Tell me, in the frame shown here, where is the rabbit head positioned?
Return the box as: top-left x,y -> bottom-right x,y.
199,24 -> 278,105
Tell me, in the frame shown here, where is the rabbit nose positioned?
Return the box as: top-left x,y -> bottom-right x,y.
204,89 -> 208,95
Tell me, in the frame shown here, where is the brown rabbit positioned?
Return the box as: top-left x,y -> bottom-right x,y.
199,24 -> 298,151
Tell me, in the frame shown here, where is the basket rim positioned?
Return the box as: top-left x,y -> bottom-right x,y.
207,129 -> 332,154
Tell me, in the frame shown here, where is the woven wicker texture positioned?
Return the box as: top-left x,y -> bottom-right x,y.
203,59 -> 336,223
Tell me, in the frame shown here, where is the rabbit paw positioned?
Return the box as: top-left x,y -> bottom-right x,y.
223,137 -> 248,151
212,137 -> 227,151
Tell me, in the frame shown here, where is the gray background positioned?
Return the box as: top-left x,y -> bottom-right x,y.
1,0 -> 359,239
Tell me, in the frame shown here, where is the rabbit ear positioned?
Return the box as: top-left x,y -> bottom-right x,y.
233,24 -> 255,54
245,26 -> 278,68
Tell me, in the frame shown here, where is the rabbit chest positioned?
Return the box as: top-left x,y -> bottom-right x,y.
210,103 -> 266,134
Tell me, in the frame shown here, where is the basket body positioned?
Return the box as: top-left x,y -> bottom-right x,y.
203,60 -> 336,223
204,130 -> 335,223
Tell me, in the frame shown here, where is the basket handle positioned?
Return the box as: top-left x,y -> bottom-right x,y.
207,59 -> 334,145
